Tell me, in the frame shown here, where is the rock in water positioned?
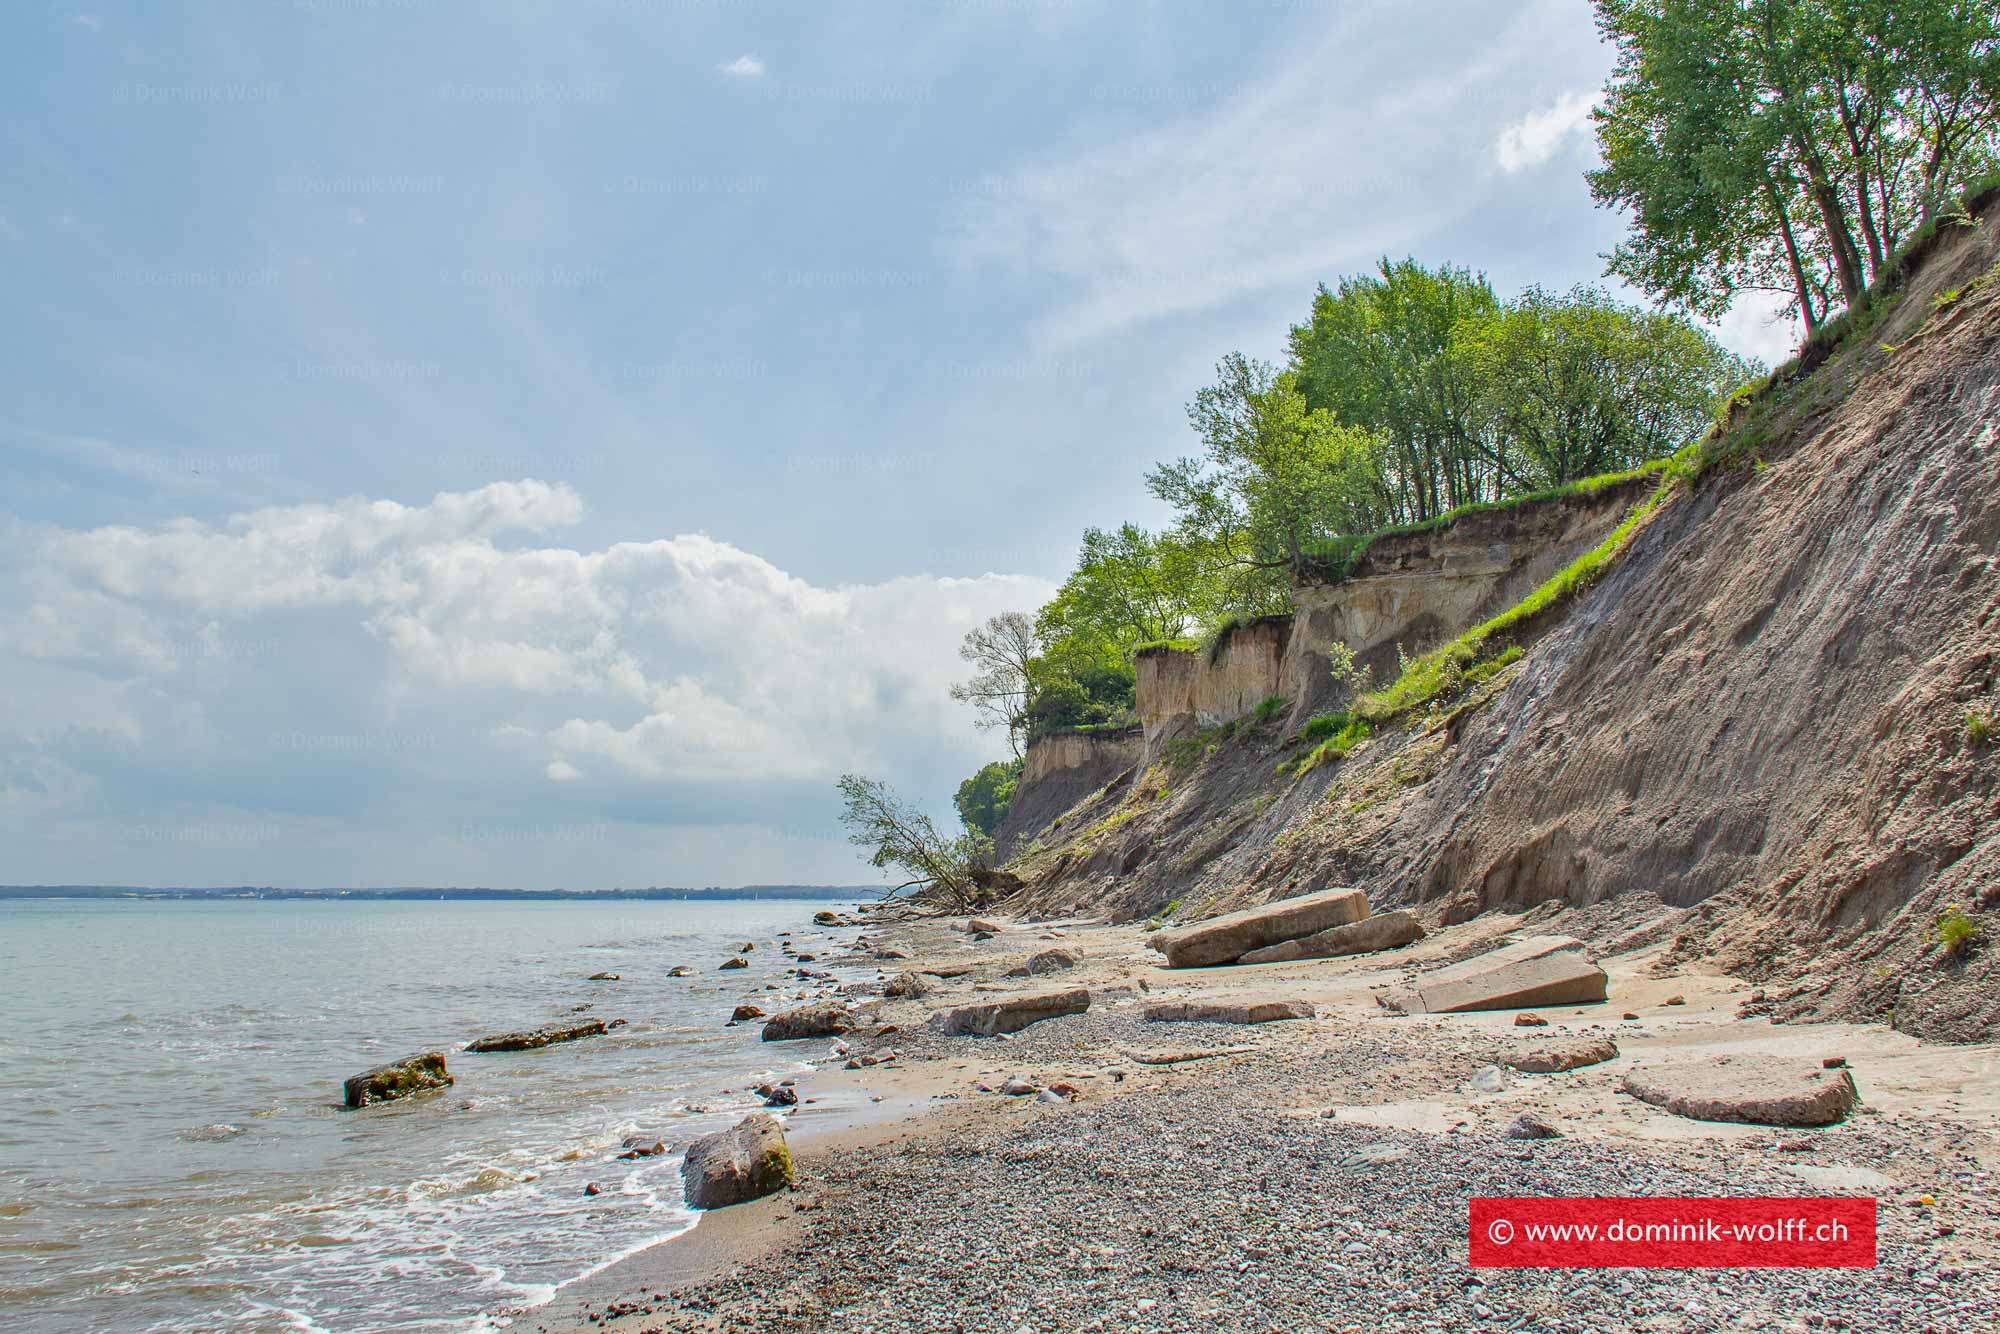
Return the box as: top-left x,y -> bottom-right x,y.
1621,1058 -> 1861,1126
720,956 -> 749,971
587,972 -> 621,981
667,966 -> 693,977
1236,909 -> 1424,965
1146,888 -> 1369,968
1502,1036 -> 1620,1073
1002,947 -> 1084,978
812,910 -> 841,925
932,987 -> 1091,1037
1142,998 -> 1315,1024
755,1082 -> 798,1107
464,1019 -> 609,1053
680,1112 -> 795,1209
343,1052 -> 452,1108
730,1004 -> 765,1021
760,1003 -> 855,1041
1378,936 -> 1607,1013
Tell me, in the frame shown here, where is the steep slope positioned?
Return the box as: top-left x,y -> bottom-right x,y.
997,195 -> 2000,1041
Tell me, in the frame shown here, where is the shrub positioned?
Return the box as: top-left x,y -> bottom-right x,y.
1253,694 -> 1287,722
1932,904 -> 1986,957
1968,708 -> 1993,748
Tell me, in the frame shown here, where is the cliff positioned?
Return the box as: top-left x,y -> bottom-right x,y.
993,191 -> 2000,1041
992,726 -> 1142,860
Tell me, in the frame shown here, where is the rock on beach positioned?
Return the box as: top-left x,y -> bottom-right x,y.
679,1112 -> 795,1210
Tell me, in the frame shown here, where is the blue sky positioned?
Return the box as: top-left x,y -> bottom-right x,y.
0,0 -> 1796,888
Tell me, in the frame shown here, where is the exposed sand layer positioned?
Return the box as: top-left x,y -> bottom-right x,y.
527,910 -> 2000,1333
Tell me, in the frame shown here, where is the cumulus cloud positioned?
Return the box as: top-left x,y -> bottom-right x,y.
719,54 -> 765,78
1495,89 -> 1602,174
0,483 -> 1052,885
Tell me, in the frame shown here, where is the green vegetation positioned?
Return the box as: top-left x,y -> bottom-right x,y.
1590,0 -> 2000,337
942,9 -> 1992,843
1932,903 -> 1986,957
836,774 -> 990,911
1253,694 -> 1287,722
1969,707 -> 1994,748
953,758 -> 1022,838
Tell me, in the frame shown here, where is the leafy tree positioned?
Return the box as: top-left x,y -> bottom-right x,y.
954,758 -> 1023,837
837,774 -> 988,911
1289,259 -> 1503,520
1590,0 -> 2000,335
947,611 -> 1038,756
1461,285 -> 1757,486
1148,355 -> 1390,600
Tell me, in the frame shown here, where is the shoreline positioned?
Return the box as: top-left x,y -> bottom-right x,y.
523,903 -> 2000,1333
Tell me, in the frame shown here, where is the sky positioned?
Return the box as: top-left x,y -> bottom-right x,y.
0,0 -> 1800,889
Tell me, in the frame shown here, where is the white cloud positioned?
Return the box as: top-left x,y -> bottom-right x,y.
0,482 -> 1054,884
719,54 -> 765,78
1495,89 -> 1602,174
1709,288 -> 1804,369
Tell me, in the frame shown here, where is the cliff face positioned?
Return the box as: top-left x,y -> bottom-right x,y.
996,193 -> 2000,1041
992,727 -> 1141,860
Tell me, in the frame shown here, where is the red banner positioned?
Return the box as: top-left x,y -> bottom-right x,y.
1469,1197 -> 1877,1268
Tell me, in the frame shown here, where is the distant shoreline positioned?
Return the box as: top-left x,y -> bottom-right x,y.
0,884 -> 884,902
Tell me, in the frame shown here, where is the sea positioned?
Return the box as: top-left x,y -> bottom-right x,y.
0,896 -> 864,1333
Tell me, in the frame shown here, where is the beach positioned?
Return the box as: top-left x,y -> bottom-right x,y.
531,908 -> 2000,1333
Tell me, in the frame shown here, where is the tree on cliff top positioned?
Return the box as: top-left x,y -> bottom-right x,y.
1589,0 -> 2000,335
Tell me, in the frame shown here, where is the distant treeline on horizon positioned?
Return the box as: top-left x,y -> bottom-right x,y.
0,884 -> 883,902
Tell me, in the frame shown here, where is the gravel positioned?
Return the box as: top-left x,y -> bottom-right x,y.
548,1007 -> 2000,1333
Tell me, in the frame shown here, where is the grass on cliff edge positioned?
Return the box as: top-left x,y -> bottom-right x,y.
1290,472 -> 1678,776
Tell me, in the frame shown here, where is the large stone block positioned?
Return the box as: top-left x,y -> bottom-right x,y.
1146,888 -> 1369,968
1237,909 -> 1424,965
465,1019 -> 608,1053
932,987 -> 1090,1036
1143,998 -> 1315,1024
1380,935 -> 1607,1013
1621,1059 -> 1860,1126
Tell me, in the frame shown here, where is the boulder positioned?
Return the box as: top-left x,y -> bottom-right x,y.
1143,998 -> 1315,1025
679,1112 -> 795,1209
1502,1113 -> 1561,1140
1003,947 -> 1084,978
1378,936 -> 1607,1014
1621,1058 -> 1861,1127
343,1052 -> 452,1108
755,1082 -> 798,1107
1502,1036 -> 1620,1073
1236,909 -> 1424,965
760,1003 -> 855,1042
587,972 -> 621,981
967,917 -> 1006,934
883,971 -> 930,999
667,966 -> 693,977
720,956 -> 749,971
812,910 -> 841,925
730,1004 -> 765,1021
1146,888 -> 1369,968
932,987 -> 1090,1037
465,1019 -> 608,1053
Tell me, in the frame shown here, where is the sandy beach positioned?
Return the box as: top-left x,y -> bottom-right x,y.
524,906 -> 2000,1333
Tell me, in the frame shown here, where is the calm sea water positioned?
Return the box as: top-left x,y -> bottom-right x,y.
0,897 -> 860,1334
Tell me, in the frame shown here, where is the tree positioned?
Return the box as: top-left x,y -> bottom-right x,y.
1590,0 -> 2000,335
1461,286 -> 1757,486
837,774 -> 988,911
1289,259 -> 1504,520
1148,355 -> 1391,598
954,758 -> 1022,837
947,611 -> 1038,756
